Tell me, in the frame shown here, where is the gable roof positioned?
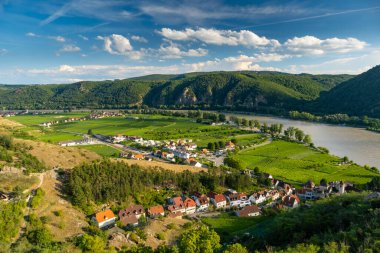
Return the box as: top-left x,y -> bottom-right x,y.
148,205 -> 164,215
95,209 -> 116,223
283,194 -> 300,207
183,197 -> 196,208
213,194 -> 226,203
119,205 -> 145,218
238,205 -> 260,216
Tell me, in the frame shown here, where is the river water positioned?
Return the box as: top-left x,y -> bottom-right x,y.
226,113 -> 380,168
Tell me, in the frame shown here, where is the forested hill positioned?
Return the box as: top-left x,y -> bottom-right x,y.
0,71 -> 351,112
314,65 -> 380,118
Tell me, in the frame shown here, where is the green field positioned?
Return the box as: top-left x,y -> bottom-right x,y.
78,145 -> 121,157
202,213 -> 268,241
11,112 -> 89,126
11,113 -> 263,147
234,140 -> 377,185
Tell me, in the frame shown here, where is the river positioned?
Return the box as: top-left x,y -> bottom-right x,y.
226,113 -> 380,168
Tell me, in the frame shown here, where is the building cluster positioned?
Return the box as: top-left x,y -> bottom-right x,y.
91,177 -> 357,230
39,111 -> 124,128
58,137 -> 96,147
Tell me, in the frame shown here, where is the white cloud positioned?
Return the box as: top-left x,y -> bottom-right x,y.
158,43 -> 207,59
78,34 -> 89,41
59,45 -> 81,53
48,35 -> 66,42
159,28 -> 280,48
0,48 -> 7,55
284,50 -> 380,74
97,34 -> 147,60
224,53 -> 290,63
26,32 -> 39,37
285,35 -> 367,55
131,35 -> 148,43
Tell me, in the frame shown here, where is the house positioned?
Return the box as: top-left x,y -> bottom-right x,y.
119,205 -> 145,227
58,137 -> 95,147
134,154 -> 145,160
190,160 -> 202,167
276,181 -> 293,195
225,141 -> 235,150
304,180 -> 315,189
208,192 -> 227,209
249,192 -> 267,204
192,194 -> 209,212
147,205 -> 165,218
167,196 -> 186,214
236,205 -> 261,217
225,192 -> 249,207
296,188 -> 316,200
282,194 -> 301,208
112,135 -> 126,143
183,197 -> 197,214
92,209 -> 116,229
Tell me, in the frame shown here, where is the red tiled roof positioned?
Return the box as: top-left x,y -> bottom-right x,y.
148,205 -> 164,215
184,198 -> 196,208
213,194 -> 226,203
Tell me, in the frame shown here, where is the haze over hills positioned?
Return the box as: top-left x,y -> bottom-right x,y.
0,66 -> 379,119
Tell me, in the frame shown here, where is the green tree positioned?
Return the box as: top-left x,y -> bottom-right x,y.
223,243 -> 248,253
75,234 -> 106,253
87,129 -> 94,135
304,134 -> 312,144
178,225 -> 221,253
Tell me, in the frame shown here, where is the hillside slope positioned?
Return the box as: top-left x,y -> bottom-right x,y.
0,71 -> 351,112
315,65 -> 380,117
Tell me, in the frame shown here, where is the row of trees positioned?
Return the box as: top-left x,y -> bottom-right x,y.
289,111 -> 380,133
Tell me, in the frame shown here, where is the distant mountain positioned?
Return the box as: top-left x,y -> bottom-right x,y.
315,65 -> 380,118
0,71 -> 352,113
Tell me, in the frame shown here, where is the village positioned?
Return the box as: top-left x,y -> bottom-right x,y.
91,175 -> 354,231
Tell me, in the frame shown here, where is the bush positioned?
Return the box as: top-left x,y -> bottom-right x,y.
156,232 -> 165,240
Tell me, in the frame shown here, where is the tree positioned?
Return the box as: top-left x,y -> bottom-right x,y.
223,243 -> 248,253
218,114 -> 226,122
342,156 -> 349,163
320,178 -> 327,186
87,129 -> 94,135
178,225 -> 221,253
304,134 -> 312,144
295,129 -> 305,142
75,234 -> 106,253
207,142 -> 215,151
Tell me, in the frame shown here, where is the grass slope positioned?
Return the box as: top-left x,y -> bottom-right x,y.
234,140 -> 377,185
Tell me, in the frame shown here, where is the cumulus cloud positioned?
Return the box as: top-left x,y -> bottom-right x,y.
158,43 -> 207,58
285,35 -> 367,55
131,35 -> 148,43
97,34 -> 144,59
159,28 -> 280,48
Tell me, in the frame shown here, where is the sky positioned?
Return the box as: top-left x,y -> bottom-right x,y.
0,0 -> 380,84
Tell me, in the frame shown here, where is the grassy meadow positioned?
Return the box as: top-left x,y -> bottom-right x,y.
10,113 -> 263,147
79,144 -> 121,157
202,213 -> 269,241
234,140 -> 378,185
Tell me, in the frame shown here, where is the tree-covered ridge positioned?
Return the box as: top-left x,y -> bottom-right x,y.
315,65 -> 380,118
0,71 -> 350,112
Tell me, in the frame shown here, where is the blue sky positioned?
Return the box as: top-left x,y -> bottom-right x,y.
0,0 -> 380,84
